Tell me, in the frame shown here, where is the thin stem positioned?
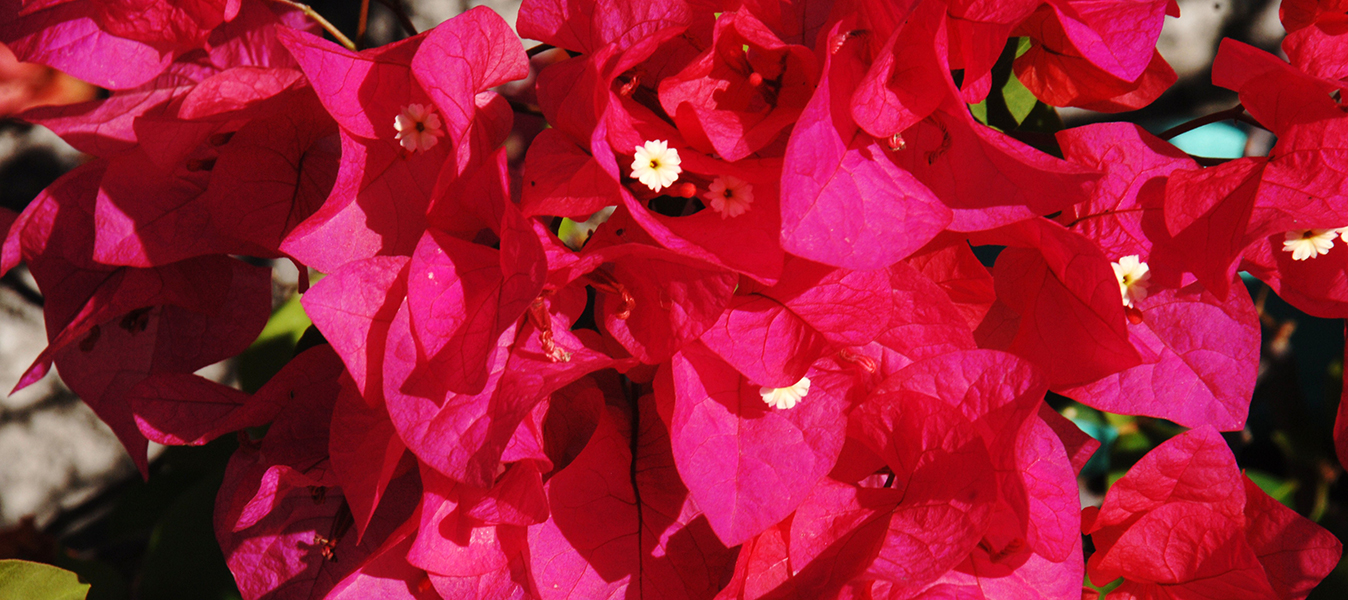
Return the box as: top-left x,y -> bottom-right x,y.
508,98 -> 544,117
1,271 -> 43,307
1158,104 -> 1260,141
1189,155 -> 1233,167
357,0 -> 370,48
527,43 -> 557,58
374,0 -> 419,36
270,0 -> 357,51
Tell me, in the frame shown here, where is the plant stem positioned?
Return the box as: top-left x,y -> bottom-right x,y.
508,98 -> 544,117
1158,104 -> 1260,140
270,0 -> 357,51
527,43 -> 557,58
1189,155 -> 1233,167
357,0 -> 370,48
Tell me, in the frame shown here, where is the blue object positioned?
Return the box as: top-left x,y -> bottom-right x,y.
1167,122 -> 1248,159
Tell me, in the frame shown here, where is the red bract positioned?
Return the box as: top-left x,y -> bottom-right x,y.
407,196 -> 546,395
277,7 -> 525,272
1085,427 -> 1342,599
1013,0 -> 1177,111
974,219 -> 1141,388
579,243 -> 738,364
592,114 -> 788,283
409,465 -> 535,598
3,162 -> 271,474
944,0 -> 1040,102
0,0 -> 239,89
657,342 -> 851,546
698,258 -> 890,387
1281,0 -> 1348,82
850,0 -> 948,140
527,394 -> 736,599
520,128 -> 620,219
1054,123 -> 1260,430
518,0 -> 692,53
328,374 -> 408,542
779,19 -> 950,271
658,10 -> 817,162
129,344 -> 343,447
214,346 -> 424,600
10,0 -> 1348,597
302,255 -> 410,397
16,0 -> 308,158
383,296 -> 616,488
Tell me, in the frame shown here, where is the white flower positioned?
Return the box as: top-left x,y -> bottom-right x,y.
704,175 -> 754,218
1112,255 -> 1151,308
630,140 -> 682,192
760,377 -> 810,410
394,103 -> 444,152
1283,229 -> 1340,261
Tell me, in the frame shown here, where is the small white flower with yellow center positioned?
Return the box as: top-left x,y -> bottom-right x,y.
1112,255 -> 1151,308
630,140 -> 681,192
394,103 -> 444,152
760,377 -> 810,410
704,175 -> 754,218
1282,228 -> 1340,261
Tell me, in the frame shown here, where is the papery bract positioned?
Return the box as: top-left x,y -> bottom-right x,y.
658,9 -> 817,162
5,161 -> 271,473
1055,123 -> 1259,430
974,219 -> 1140,388
1282,0 -> 1348,82
698,258 -> 890,387
303,256 -> 410,397
215,354 -> 423,600
657,342 -> 849,546
278,7 -> 525,272
329,374 -> 408,542
588,244 -> 738,364
130,344 -> 343,447
384,296 -> 615,487
1014,0 -> 1176,111
1085,427 -> 1342,598
407,466 -> 534,598
527,395 -> 736,600
779,20 -> 950,271
517,0 -> 692,53
406,211 -> 545,397
520,128 -> 621,219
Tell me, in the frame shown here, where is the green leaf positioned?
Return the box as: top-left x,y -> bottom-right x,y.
969,99 -> 988,125
237,292 -> 314,392
136,476 -> 241,600
254,292 -> 313,350
0,560 -> 91,600
1245,469 -> 1299,508
51,554 -> 125,600
1001,72 -> 1037,126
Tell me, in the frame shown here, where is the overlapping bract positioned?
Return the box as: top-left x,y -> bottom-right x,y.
2,0 -> 1345,597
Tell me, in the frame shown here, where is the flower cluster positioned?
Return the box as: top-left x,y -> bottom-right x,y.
0,0 -> 1344,598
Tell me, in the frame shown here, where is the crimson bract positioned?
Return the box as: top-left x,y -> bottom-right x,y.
1,0 -> 1343,598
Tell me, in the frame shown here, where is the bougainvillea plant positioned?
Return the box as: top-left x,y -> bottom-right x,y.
1,0 -> 1345,597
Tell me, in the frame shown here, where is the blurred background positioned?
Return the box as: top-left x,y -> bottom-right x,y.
0,0 -> 1344,598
